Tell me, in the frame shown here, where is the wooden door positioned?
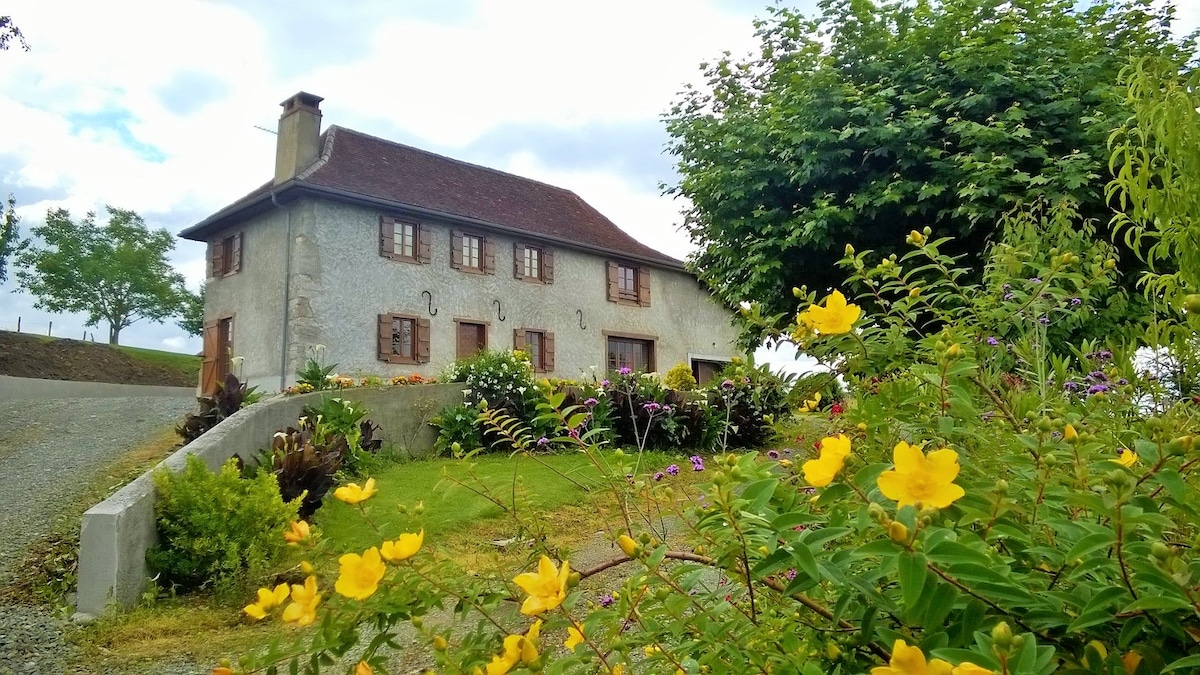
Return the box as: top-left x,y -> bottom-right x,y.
693,360 -> 722,387
456,322 -> 486,358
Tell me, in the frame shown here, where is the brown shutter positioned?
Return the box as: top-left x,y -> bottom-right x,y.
606,261 -> 619,302
544,331 -> 555,371
380,217 -> 394,258
542,249 -> 554,284
211,238 -> 226,278
483,237 -> 496,274
450,231 -> 463,269
200,320 -> 220,395
417,318 -> 431,363
513,243 -> 525,279
513,328 -> 527,352
230,233 -> 243,274
638,267 -> 651,307
417,224 -> 431,263
377,314 -> 392,361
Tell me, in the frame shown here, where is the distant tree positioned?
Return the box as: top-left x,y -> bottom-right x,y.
177,283 -> 205,337
0,194 -> 25,283
665,0 -> 1197,344
16,207 -> 187,344
0,16 -> 28,51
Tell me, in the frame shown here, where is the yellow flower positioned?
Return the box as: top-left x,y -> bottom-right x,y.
242,582 -> 290,620
1063,424 -> 1079,443
486,620 -> 541,675
565,625 -> 584,651
381,530 -> 424,562
1112,449 -> 1138,468
284,520 -> 311,545
355,662 -> 373,675
802,290 -> 861,335
802,434 -> 852,487
610,666 -> 625,675
877,442 -> 965,509
1121,650 -> 1142,674
212,669 -> 233,675
335,547 -> 386,600
281,575 -> 321,626
799,392 -> 822,413
952,664 -> 995,675
513,555 -> 570,615
334,478 -> 377,505
871,640 -> 954,675
617,534 -> 640,558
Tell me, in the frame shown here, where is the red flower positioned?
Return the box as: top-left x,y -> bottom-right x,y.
830,403 -> 845,415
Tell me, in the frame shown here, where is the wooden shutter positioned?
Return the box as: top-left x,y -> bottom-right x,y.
513,243 -> 525,279
210,238 -> 226,278
483,238 -> 496,274
417,225 -> 431,263
377,314 -> 392,361
542,249 -> 554,284
450,231 -> 463,269
200,320 -> 220,395
513,327 -> 526,349
380,217 -> 394,258
606,261 -> 619,302
229,233 -> 243,274
544,331 -> 555,371
417,318 -> 431,363
638,267 -> 651,307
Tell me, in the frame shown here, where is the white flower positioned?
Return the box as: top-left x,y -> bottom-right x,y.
313,344 -> 326,353
739,301 -> 752,311
462,389 -> 473,396
517,387 -> 526,394
230,356 -> 245,366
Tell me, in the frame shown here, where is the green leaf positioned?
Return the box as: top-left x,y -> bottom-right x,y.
899,552 -> 927,612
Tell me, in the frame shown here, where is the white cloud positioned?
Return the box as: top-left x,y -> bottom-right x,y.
161,336 -> 187,350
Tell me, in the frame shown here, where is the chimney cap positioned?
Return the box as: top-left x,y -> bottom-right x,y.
280,91 -> 324,113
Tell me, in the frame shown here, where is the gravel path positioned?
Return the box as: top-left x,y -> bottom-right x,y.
0,394 -> 194,675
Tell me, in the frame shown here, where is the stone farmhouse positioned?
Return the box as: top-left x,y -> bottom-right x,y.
180,92 -> 739,394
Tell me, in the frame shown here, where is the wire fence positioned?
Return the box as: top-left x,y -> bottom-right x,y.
0,317 -> 101,341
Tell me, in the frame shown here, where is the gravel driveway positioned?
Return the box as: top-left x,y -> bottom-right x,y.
0,394 -> 194,675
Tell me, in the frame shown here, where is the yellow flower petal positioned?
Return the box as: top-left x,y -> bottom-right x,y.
334,478 -> 378,505
952,664 -> 995,675
355,661 -> 373,675
335,548 -> 386,600
877,443 -> 965,510
284,520 -> 311,544
513,556 -> 569,615
381,530 -> 424,562
892,441 -> 925,473
565,626 -> 584,651
243,603 -> 267,620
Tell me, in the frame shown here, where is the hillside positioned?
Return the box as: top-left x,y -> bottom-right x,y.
0,331 -> 199,387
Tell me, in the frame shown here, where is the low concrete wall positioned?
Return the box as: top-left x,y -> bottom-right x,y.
0,375 -> 195,401
76,382 -> 464,618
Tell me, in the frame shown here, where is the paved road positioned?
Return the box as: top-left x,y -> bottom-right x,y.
0,393 -> 194,674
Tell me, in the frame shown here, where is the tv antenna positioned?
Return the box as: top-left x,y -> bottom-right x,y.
253,125 -> 277,135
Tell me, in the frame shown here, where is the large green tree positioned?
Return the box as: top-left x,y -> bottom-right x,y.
177,283 -> 205,337
16,207 -> 187,344
0,194 -> 24,282
666,0 -> 1196,342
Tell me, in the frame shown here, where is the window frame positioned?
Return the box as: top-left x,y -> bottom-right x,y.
514,243 -> 554,284
606,261 -> 650,306
209,231 -> 243,278
603,330 -> 656,374
451,229 -> 494,274
379,216 -> 430,264
462,234 -> 483,271
378,312 -> 429,365
514,327 -> 555,373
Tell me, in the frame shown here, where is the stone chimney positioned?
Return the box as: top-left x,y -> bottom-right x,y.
274,91 -> 324,185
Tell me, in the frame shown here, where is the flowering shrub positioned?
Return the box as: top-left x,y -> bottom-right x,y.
663,361 -> 698,391
431,401 -> 486,455
707,355 -> 797,448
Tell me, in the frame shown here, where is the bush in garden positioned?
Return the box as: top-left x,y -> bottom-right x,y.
445,349 -> 539,414
431,401 -> 485,456
603,368 -> 717,451
148,455 -> 297,594
663,361 -> 698,391
707,355 -> 797,448
175,372 -> 257,444
295,344 -> 336,391
301,396 -> 382,476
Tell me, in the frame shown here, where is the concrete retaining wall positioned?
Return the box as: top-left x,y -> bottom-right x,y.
75,382 -> 464,619
0,375 -> 195,401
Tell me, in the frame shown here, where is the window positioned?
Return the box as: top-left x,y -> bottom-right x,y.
456,320 -> 487,358
452,230 -> 495,273
379,217 -> 430,264
377,313 -> 430,364
606,261 -> 650,306
514,243 -> 554,283
514,328 -> 555,372
606,334 -> 655,373
209,232 -> 243,278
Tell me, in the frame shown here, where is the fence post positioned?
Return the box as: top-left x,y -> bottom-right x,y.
15,316 -> 20,332
48,321 -> 52,337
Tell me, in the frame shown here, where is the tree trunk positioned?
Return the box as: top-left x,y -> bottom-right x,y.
109,324 -> 120,344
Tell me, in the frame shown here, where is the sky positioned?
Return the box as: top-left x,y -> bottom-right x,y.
0,0 -> 1197,375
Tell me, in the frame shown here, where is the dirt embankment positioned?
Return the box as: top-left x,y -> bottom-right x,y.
0,330 -> 199,387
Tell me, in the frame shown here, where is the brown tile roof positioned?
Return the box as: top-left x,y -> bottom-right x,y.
181,126 -> 683,269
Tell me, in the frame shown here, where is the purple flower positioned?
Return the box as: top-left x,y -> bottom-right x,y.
1038,316 -> 1050,325
599,593 -> 614,608
601,379 -> 611,387
666,464 -> 679,476
584,397 -> 599,407
536,437 -> 549,447
653,471 -> 664,482
1069,297 -> 1082,306
569,428 -> 581,439
1088,370 -> 1109,382
643,402 -> 662,412
1087,384 -> 1109,395
802,487 -> 817,495
1003,292 -> 1016,301
1063,381 -> 1080,392
981,411 -> 995,421
1030,277 -> 1042,284
742,377 -> 751,384
784,569 -> 797,581
1099,350 -> 1113,360
618,367 -> 632,376
1002,284 -> 1011,291
720,379 -> 735,390
1118,378 -> 1128,385
690,455 -> 705,472
986,336 -> 999,346
767,450 -> 780,460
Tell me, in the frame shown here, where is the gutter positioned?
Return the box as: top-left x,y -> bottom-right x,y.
270,191 -> 293,392
182,182 -> 689,273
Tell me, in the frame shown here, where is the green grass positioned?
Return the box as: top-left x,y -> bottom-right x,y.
315,451 -> 676,554
115,343 -> 201,379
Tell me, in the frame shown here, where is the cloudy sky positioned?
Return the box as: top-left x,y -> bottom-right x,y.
0,0 -> 1197,371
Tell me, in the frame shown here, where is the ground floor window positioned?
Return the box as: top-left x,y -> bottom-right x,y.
378,313 -> 430,364
456,320 -> 487,359
607,335 -> 654,373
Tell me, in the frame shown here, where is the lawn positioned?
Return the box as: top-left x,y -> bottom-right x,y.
114,343 -> 202,380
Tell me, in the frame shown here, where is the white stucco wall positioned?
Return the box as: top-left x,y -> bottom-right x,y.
203,198 -> 741,390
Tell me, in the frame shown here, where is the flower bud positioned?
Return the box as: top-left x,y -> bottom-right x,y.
1036,416 -> 1053,433
433,636 -> 449,651
411,617 -> 423,628
867,503 -> 887,523
994,479 -> 1008,494
1186,295 -> 1200,314
639,532 -> 653,545
300,560 -> 314,575
946,344 -> 962,359
1151,542 -> 1172,561
618,534 -> 641,558
888,521 -> 909,543
792,286 -> 802,298
922,226 -> 932,236
1063,424 -> 1079,444
1104,259 -> 1116,270
825,642 -> 842,659
909,287 -> 921,298
845,243 -> 855,256
568,572 -> 581,588
856,422 -> 867,431
991,622 -> 1013,649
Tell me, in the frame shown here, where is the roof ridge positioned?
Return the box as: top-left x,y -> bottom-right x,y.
295,126 -> 337,180
329,125 -> 581,196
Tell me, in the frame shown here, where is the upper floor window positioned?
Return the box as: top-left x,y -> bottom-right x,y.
379,216 -> 430,264
513,243 -> 555,283
209,231 -> 243,278
606,261 -> 650,307
451,230 -> 495,274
